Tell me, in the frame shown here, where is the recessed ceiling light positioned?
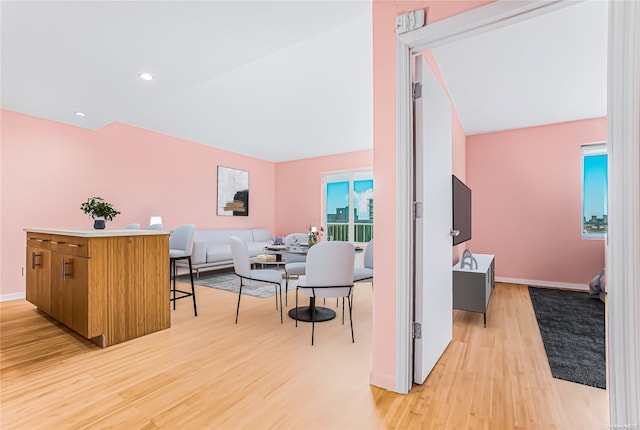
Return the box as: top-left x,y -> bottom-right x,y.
74,111 -> 86,117
138,73 -> 153,81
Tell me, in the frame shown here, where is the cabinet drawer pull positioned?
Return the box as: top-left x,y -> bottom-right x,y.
31,252 -> 41,269
61,259 -> 72,280
51,241 -> 63,245
67,243 -> 80,248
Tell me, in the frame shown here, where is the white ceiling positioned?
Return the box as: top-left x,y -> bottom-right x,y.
1,1 -> 607,162
1,1 -> 373,162
432,0 -> 608,136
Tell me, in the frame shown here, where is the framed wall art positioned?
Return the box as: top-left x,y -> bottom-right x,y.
217,166 -> 249,216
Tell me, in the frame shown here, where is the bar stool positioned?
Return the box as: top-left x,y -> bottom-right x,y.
169,224 -> 197,316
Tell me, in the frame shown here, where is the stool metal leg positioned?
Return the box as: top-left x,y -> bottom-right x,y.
188,256 -> 197,316
170,256 -> 197,316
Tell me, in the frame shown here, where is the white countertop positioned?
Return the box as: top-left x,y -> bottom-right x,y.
24,228 -> 170,237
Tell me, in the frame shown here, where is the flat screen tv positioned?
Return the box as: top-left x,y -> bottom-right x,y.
452,175 -> 471,246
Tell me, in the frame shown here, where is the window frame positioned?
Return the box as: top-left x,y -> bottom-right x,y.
323,169 -> 373,243
581,142 -> 608,240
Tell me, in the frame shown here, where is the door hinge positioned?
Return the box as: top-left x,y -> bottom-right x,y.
413,201 -> 423,219
412,321 -> 422,339
412,82 -> 422,100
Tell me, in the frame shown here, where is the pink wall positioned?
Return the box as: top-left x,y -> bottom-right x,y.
0,110 -> 276,297
466,118 -> 607,286
371,0 -> 490,391
274,151 -> 372,236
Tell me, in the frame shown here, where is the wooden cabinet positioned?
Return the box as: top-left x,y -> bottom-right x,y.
452,254 -> 495,327
25,229 -> 170,347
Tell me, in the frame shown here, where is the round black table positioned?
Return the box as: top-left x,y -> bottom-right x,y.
288,297 -> 336,322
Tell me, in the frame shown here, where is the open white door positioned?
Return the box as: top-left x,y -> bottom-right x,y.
413,54 -> 453,384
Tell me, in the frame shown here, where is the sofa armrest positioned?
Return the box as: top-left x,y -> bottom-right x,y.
191,240 -> 207,265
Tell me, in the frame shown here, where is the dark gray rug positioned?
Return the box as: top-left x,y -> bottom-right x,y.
528,286 -> 606,389
176,268 -> 286,299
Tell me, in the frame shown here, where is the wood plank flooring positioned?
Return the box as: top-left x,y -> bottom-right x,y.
1,282 -> 608,429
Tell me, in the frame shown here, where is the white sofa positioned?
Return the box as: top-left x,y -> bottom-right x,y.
178,228 -> 273,275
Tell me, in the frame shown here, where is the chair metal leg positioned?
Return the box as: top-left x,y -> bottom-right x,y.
348,294 -> 354,343
295,287 -> 299,327
274,285 -> 278,310
285,273 -> 289,307
342,297 -> 345,324
311,289 -> 316,345
279,283 -> 283,323
235,280 -> 243,324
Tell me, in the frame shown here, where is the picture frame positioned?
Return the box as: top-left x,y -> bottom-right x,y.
217,166 -> 249,216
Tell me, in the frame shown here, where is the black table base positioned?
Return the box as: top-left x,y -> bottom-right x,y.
288,305 -> 336,322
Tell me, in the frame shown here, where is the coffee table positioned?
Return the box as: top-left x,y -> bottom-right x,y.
250,257 -> 287,270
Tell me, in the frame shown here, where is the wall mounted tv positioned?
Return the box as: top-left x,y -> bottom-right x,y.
452,175 -> 472,246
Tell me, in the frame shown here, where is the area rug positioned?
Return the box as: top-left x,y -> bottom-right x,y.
176,269 -> 286,299
528,286 -> 606,389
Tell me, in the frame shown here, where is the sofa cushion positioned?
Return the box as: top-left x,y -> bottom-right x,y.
246,242 -> 267,256
252,228 -> 272,242
195,229 -> 253,245
191,241 -> 208,265
206,244 -> 233,263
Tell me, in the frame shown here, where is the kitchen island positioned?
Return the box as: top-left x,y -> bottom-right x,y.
25,228 -> 170,347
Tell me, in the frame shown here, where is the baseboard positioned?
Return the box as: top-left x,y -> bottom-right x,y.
496,277 -> 589,291
1,292 -> 26,302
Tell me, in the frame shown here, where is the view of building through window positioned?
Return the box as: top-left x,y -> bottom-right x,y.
325,171 -> 373,243
582,143 -> 608,238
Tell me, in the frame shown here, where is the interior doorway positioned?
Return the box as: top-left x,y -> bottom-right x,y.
395,1 -> 640,424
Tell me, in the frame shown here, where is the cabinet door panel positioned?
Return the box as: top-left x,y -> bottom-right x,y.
25,246 -> 51,314
51,253 -> 89,337
51,253 -> 72,326
68,256 -> 89,338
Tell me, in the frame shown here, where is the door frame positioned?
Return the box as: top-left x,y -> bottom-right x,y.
394,0 -> 578,394
394,1 -> 640,424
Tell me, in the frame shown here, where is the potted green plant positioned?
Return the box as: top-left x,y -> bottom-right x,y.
80,196 -> 121,229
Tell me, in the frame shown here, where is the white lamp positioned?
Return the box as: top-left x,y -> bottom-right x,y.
149,216 -> 162,226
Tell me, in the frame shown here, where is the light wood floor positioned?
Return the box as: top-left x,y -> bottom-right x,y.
1,281 -> 608,429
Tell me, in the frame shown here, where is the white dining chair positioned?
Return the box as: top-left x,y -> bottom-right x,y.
284,233 -> 308,263
282,232 -> 309,305
284,262 -> 305,306
230,236 -> 283,323
353,239 -> 374,286
296,241 -> 355,345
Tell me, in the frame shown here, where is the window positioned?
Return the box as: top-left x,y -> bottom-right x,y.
324,170 -> 373,243
581,143 -> 608,238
